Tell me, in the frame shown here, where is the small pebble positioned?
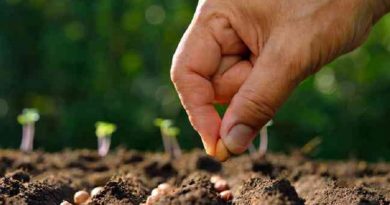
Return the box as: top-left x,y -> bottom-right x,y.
214,180 -> 229,192
60,201 -> 73,205
210,175 -> 222,184
90,186 -> 104,198
220,190 -> 233,201
74,190 -> 90,204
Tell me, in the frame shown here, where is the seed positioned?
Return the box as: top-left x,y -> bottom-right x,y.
214,180 -> 229,192
157,183 -> 171,190
90,186 -> 104,198
215,139 -> 230,162
60,201 -> 73,205
151,188 -> 160,197
74,190 -> 90,204
146,195 -> 158,204
220,190 -> 233,201
157,183 -> 172,194
210,175 -> 222,184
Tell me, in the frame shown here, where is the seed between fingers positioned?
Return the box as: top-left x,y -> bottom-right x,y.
215,139 -> 230,162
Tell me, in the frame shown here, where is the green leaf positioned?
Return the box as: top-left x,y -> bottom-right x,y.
154,118 -> 173,129
154,118 -> 179,138
95,121 -> 117,138
17,108 -> 40,125
167,127 -> 180,137
153,118 -> 164,127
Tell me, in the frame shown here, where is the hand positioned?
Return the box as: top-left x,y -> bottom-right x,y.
171,0 -> 389,160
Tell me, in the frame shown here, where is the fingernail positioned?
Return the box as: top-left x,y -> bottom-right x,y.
222,124 -> 254,154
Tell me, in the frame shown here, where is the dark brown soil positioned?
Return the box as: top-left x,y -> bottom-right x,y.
0,149 -> 389,205
234,177 -> 304,205
90,174 -> 149,205
155,172 -> 225,205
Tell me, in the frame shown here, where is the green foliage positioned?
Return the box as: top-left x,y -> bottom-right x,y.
17,109 -> 40,125
95,121 -> 117,138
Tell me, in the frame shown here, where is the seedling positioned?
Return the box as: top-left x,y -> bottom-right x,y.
17,108 -> 40,152
154,118 -> 181,160
258,120 -> 273,157
95,121 -> 117,157
248,120 -> 273,157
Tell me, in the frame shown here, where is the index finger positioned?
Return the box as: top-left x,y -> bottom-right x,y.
171,21 -> 222,156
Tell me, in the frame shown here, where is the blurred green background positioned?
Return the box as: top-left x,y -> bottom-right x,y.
1,0 -> 390,161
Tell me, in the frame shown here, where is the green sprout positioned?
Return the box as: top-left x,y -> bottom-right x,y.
95,121 -> 117,157
17,108 -> 40,152
154,118 -> 182,159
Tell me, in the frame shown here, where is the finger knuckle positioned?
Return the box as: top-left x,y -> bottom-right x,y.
238,90 -> 276,122
170,61 -> 187,87
170,66 -> 181,85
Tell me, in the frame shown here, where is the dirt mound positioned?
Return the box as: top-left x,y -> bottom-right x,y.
234,177 -> 304,205
90,174 -> 149,205
155,172 -> 225,205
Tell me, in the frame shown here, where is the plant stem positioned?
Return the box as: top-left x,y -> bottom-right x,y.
170,136 -> 182,159
248,143 -> 256,155
258,126 -> 268,157
161,129 -> 182,160
98,136 -> 111,157
20,123 -> 34,152
161,130 -> 172,158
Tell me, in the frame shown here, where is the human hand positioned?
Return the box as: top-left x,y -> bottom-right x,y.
171,0 -> 390,161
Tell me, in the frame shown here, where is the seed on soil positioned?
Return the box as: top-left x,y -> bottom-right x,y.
144,183 -> 173,204
60,201 -> 73,205
215,139 -> 230,162
210,175 -> 222,184
90,186 -> 104,198
157,183 -> 172,194
220,190 -> 233,201
157,183 -> 170,190
74,190 -> 90,204
146,195 -> 158,205
214,179 -> 229,192
151,188 -> 160,197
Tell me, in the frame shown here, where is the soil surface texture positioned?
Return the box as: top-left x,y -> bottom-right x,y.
0,149 -> 389,205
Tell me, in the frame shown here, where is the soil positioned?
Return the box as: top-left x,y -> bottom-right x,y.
0,149 -> 389,205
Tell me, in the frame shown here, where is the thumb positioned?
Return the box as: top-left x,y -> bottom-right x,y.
220,47 -> 301,154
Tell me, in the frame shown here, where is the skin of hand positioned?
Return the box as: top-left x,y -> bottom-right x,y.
171,0 -> 390,160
